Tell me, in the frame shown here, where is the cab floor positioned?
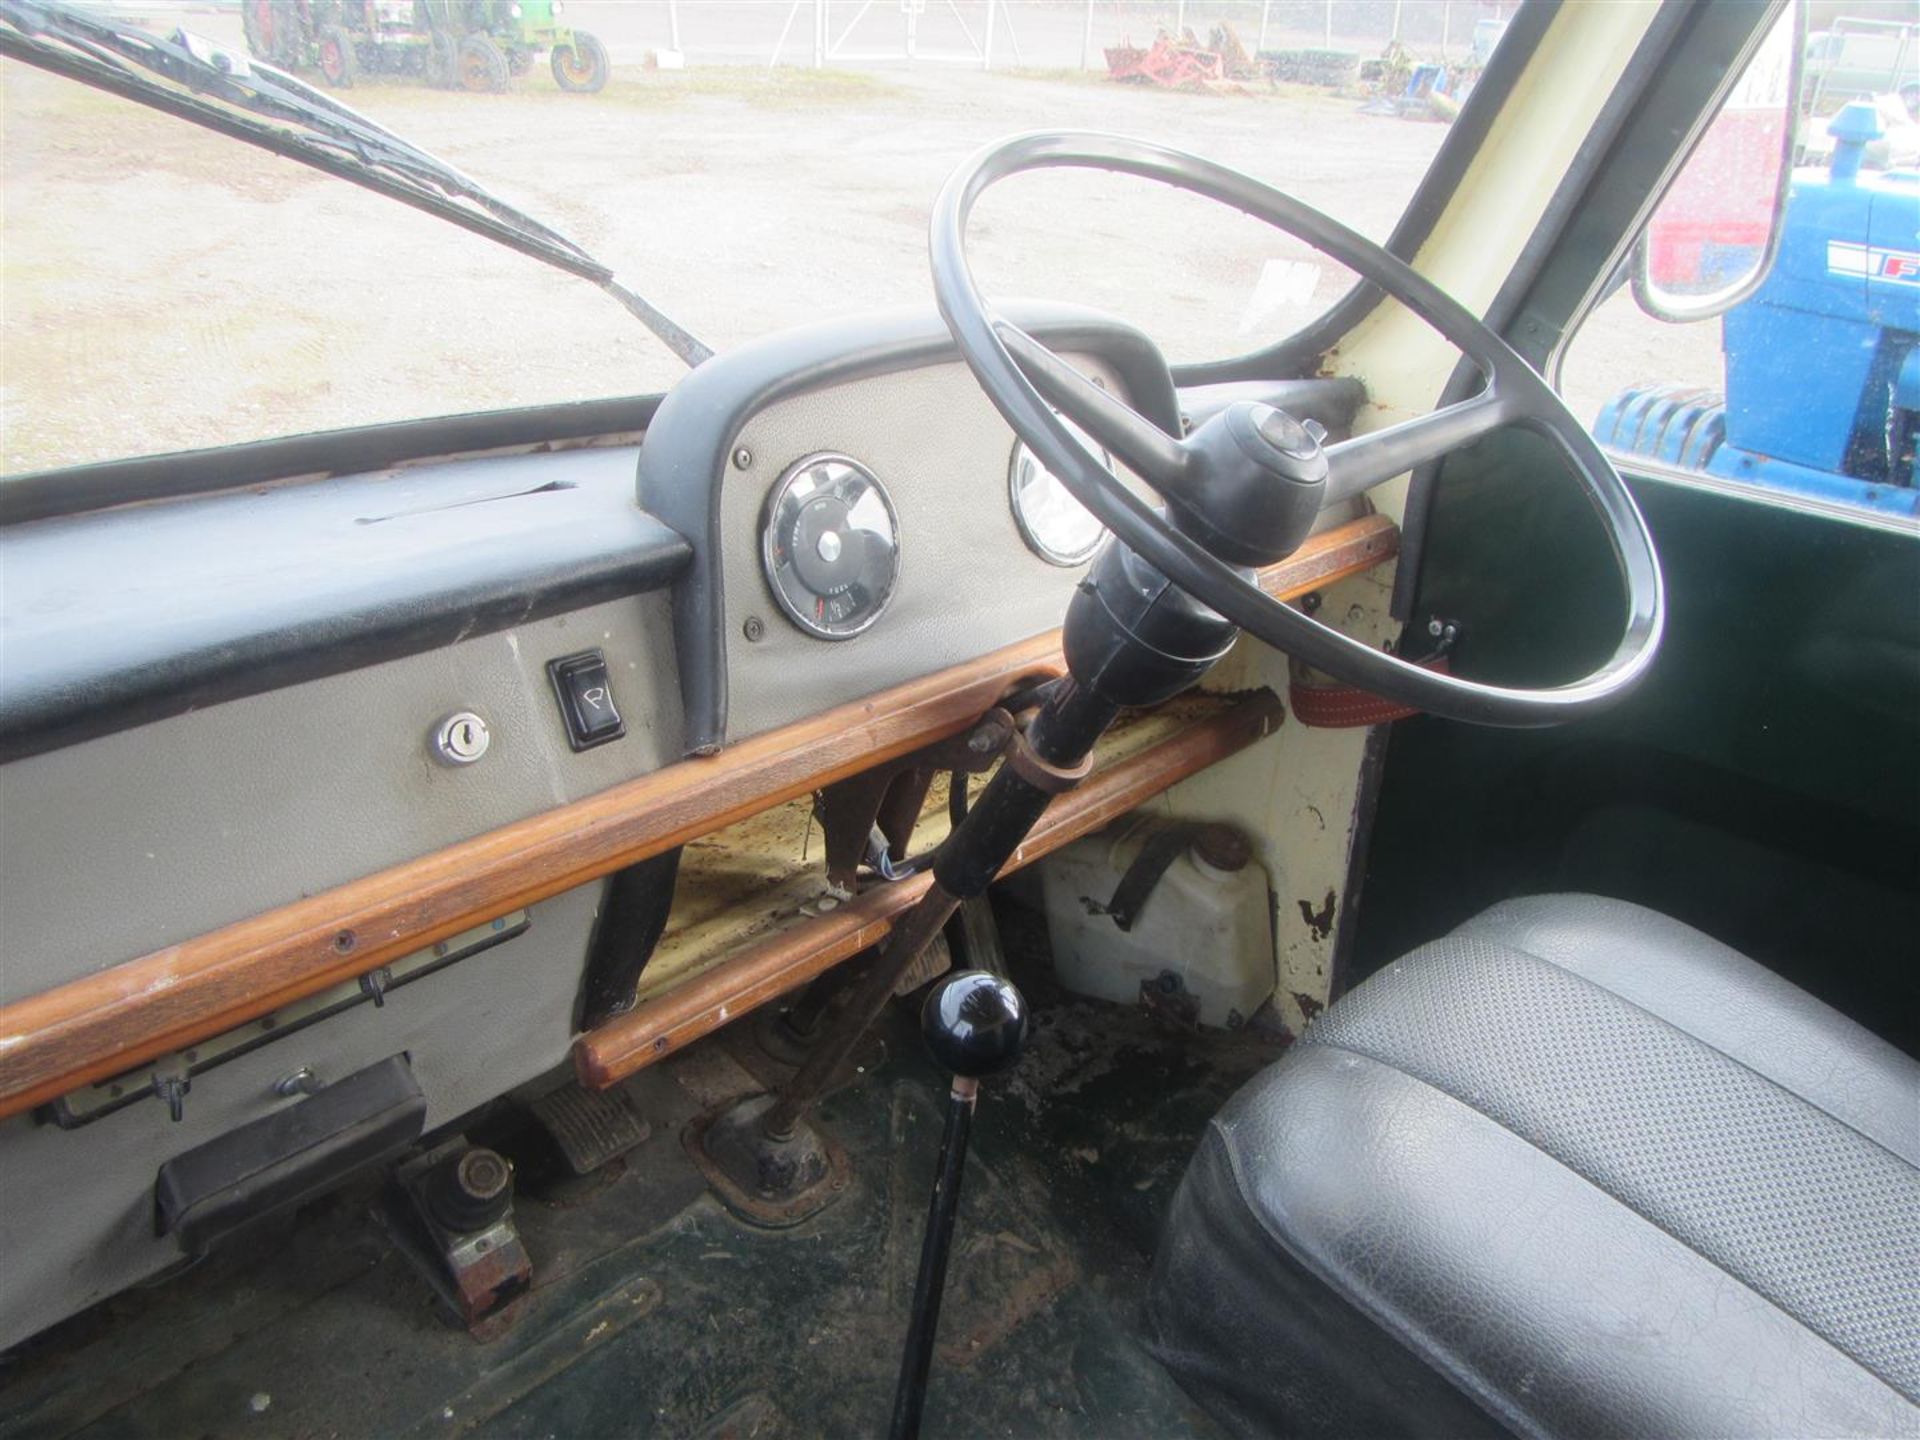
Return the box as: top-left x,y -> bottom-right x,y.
0,899 -> 1276,1440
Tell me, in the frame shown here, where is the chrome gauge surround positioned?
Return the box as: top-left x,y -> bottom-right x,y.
759,452 -> 902,640
1007,415 -> 1113,567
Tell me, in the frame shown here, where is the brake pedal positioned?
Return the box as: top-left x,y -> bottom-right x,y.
529,1082 -> 651,1175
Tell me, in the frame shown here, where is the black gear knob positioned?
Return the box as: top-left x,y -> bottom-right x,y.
920,970 -> 1028,1080
892,968 -> 1029,1440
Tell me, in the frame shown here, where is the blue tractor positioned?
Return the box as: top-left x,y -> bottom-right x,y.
1596,102 -> 1920,517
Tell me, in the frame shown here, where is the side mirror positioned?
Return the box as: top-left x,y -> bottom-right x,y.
1631,4 -> 1804,323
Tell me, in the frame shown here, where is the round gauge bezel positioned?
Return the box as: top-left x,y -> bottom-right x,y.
1007,425 -> 1113,568
759,451 -> 902,641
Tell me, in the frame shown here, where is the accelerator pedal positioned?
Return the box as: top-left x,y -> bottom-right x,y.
529,1082 -> 651,1175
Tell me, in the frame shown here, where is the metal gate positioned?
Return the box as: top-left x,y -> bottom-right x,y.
769,0 -> 1027,70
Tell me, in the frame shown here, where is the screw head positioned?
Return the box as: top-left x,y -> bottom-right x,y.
732,446 -> 753,470
743,615 -> 766,642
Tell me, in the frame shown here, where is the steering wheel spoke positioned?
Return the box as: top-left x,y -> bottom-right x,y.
1322,386 -> 1515,504
996,321 -> 1191,489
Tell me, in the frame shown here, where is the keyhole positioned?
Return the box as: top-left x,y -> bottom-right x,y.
434,711 -> 489,765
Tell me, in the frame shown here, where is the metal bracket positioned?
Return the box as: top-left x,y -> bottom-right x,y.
1420,614 -> 1461,657
1140,970 -> 1202,1032
1004,725 -> 1093,794
813,707 -> 1016,889
384,1139 -> 532,1342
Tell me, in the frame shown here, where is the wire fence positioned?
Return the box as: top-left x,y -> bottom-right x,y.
570,1 -> 1512,73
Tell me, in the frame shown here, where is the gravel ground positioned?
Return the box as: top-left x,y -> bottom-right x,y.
1,6 -> 1718,474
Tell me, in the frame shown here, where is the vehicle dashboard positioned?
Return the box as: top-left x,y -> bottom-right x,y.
0,304 -> 1381,1348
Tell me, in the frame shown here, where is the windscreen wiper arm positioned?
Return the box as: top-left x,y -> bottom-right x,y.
0,0 -> 712,366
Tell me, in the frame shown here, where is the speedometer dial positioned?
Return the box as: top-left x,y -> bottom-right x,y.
760,453 -> 901,640
1008,416 -> 1112,566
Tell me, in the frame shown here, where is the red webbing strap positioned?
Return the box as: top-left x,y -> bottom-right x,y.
1288,655 -> 1452,728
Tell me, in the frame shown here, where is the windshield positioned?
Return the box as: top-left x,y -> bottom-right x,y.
1,1 -> 1477,475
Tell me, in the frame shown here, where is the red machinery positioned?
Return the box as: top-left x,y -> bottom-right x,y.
1105,34 -> 1225,90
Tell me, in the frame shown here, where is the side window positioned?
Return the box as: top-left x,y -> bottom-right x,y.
1559,8 -> 1919,518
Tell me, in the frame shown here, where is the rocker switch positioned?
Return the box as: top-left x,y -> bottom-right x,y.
547,650 -> 625,751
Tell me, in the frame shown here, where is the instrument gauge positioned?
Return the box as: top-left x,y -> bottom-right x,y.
1009,416 -> 1112,567
760,453 -> 901,640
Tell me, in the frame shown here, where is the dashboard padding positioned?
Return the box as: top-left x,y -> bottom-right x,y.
0,446 -> 687,761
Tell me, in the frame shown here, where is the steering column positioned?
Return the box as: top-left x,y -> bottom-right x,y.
692,128 -> 1665,1231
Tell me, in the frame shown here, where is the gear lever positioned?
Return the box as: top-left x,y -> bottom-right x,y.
889,970 -> 1029,1440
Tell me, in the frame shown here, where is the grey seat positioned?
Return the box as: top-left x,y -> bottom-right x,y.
1146,894 -> 1920,1438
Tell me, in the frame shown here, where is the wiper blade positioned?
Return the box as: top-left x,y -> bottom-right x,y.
0,0 -> 711,366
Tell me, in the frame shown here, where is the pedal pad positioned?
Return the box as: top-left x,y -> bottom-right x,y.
893,929 -> 954,997
529,1083 -> 651,1175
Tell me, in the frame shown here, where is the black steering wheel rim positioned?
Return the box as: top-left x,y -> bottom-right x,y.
930,131 -> 1664,727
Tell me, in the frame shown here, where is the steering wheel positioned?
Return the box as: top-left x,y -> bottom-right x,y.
930,133 -> 1664,728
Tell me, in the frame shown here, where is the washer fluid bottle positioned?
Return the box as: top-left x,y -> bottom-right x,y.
1038,816 -> 1273,1029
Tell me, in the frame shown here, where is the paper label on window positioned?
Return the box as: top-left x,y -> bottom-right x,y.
1239,258 -> 1325,335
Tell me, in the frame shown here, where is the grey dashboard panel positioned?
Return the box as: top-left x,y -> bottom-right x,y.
0,880 -> 603,1353
0,444 -> 687,762
0,593 -> 677,1002
0,588 -> 675,1348
720,353 -> 1140,743
637,302 -> 1184,755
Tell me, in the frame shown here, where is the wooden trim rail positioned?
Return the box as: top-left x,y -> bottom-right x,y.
0,514 -> 1395,1121
1255,511 -> 1398,600
574,688 -> 1286,1089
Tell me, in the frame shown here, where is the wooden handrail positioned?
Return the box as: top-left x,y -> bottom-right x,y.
0,513 -> 1395,1119
574,689 -> 1287,1089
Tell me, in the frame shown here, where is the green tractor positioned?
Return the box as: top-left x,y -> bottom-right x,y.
422,0 -> 610,93
240,0 -> 609,95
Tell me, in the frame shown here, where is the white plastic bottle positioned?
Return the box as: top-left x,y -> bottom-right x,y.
1037,816 -> 1275,1029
